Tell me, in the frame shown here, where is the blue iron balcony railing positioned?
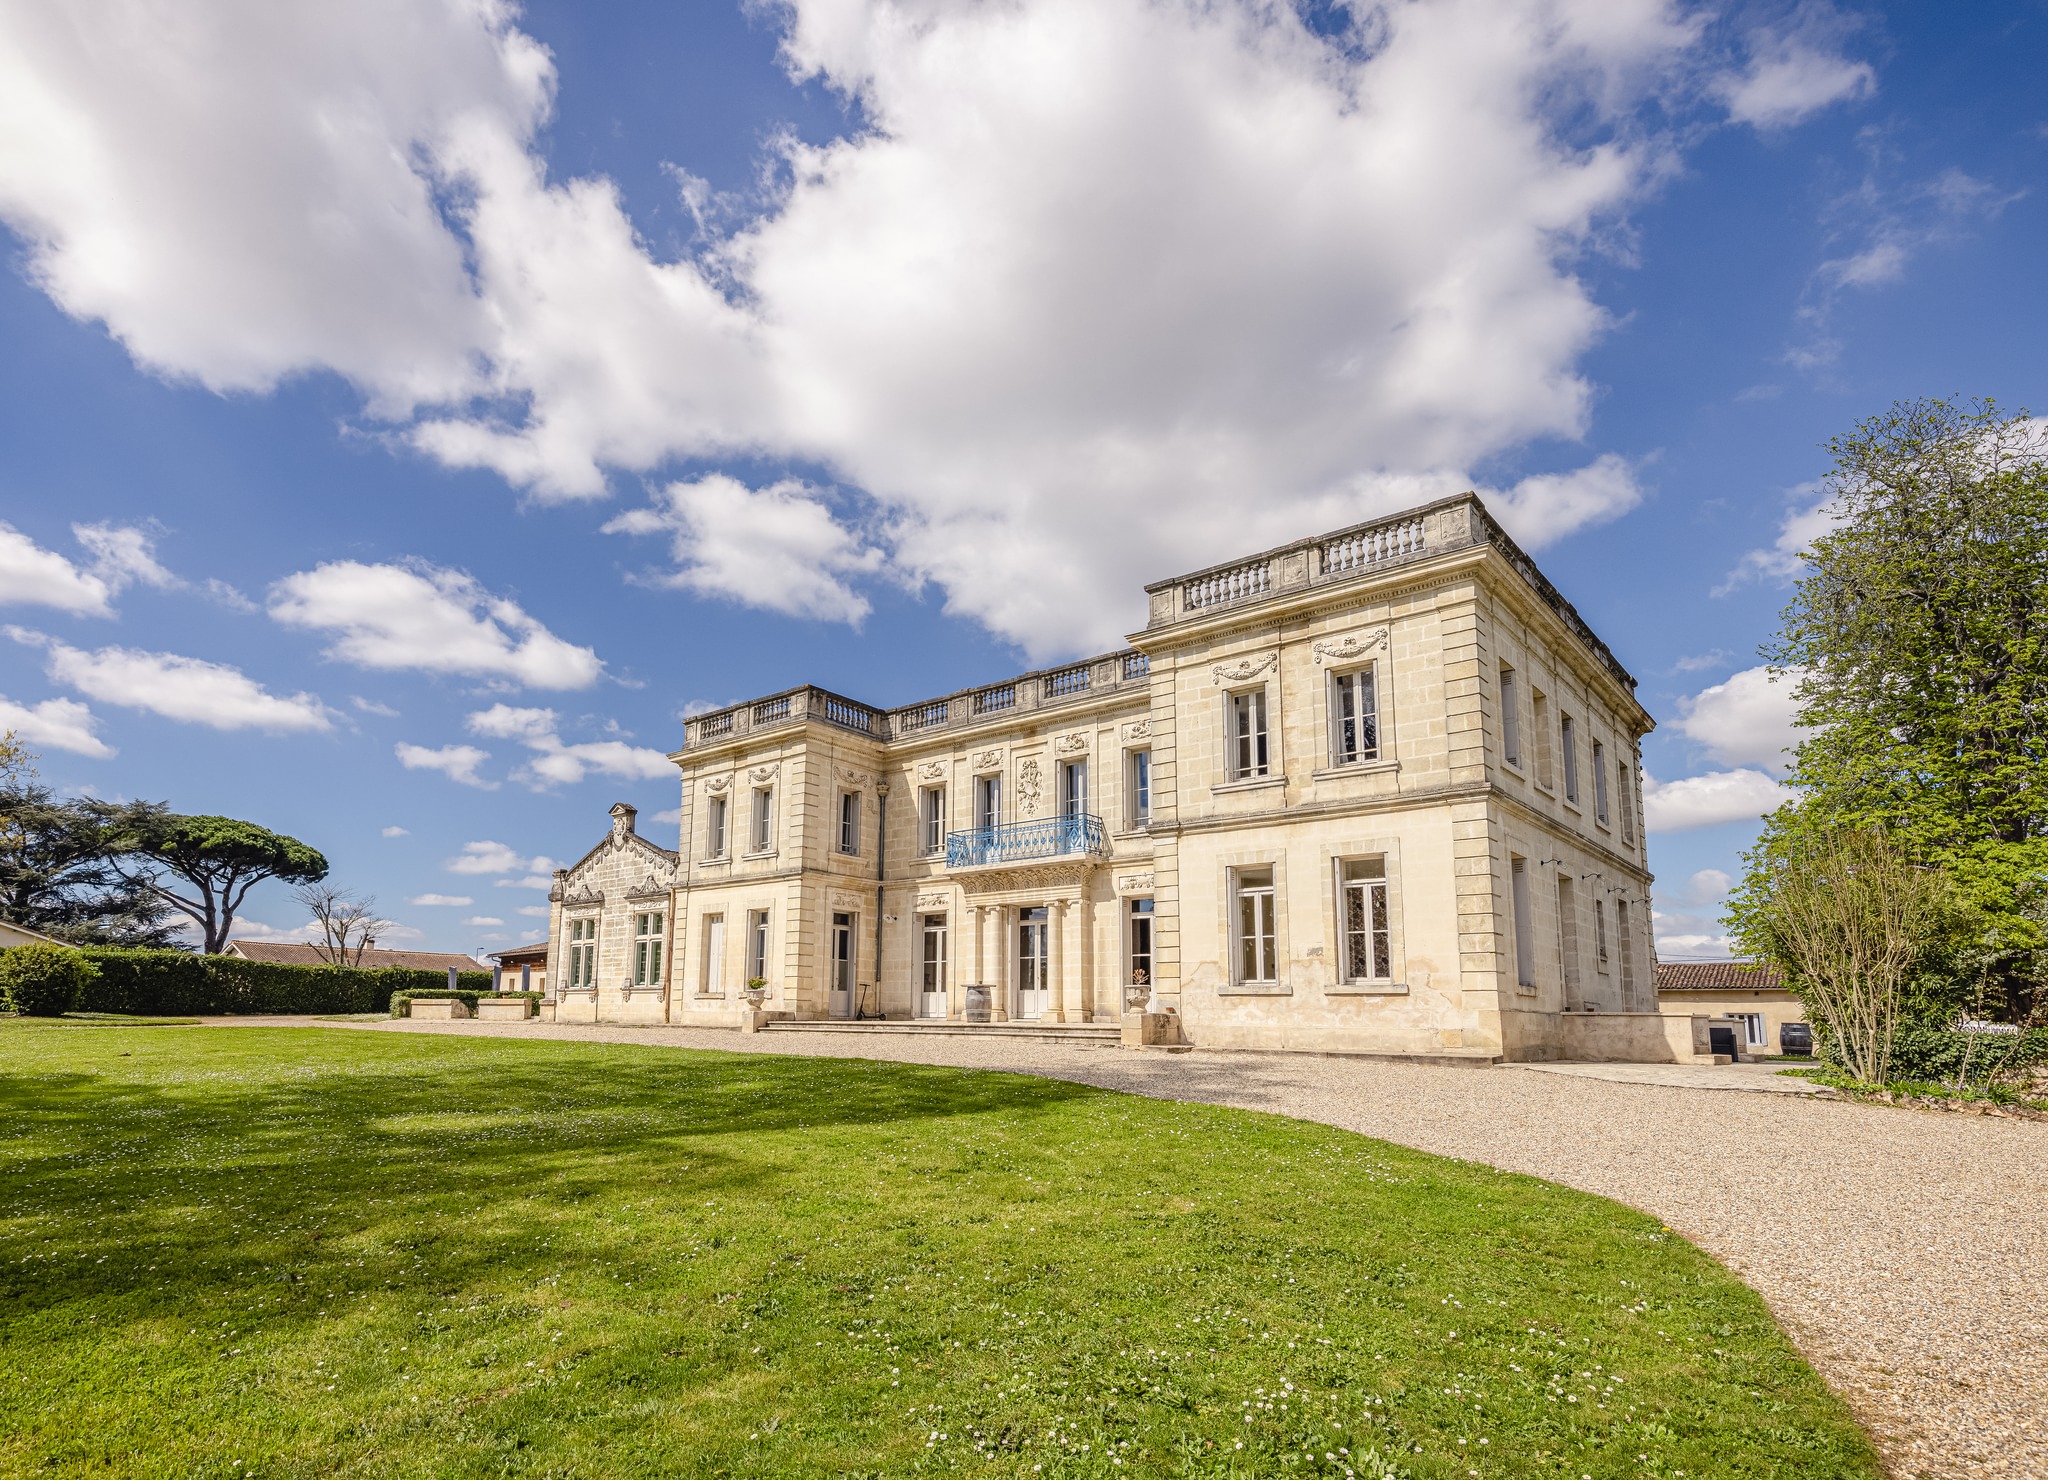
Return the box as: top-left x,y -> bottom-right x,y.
946,813 -> 1108,868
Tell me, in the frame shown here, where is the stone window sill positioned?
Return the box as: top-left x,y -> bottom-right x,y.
1212,774 -> 1287,798
1218,982 -> 1290,996
699,855 -> 730,866
742,848 -> 778,861
1309,759 -> 1400,783
1326,982 -> 1409,996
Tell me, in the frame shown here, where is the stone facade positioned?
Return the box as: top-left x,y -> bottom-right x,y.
542,493 -> 1658,1060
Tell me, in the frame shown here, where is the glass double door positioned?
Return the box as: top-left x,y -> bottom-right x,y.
829,911 -> 855,1019
1015,907 -> 1049,1019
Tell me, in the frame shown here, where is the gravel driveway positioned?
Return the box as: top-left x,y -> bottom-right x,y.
249,1018 -> 2048,1480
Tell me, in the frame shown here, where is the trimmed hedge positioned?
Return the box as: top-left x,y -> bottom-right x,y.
0,945 -> 99,1016
390,990 -> 541,1018
74,949 -> 494,1016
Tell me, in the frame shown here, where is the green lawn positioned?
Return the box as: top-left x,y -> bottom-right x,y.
0,1026 -> 1878,1479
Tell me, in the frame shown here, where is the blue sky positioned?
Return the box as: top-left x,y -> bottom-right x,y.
0,0 -> 2041,960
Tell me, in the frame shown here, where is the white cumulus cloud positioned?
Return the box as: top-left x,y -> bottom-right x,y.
381,824 -> 410,837
465,703 -> 672,789
461,915 -> 504,927
0,692 -> 113,757
1715,481 -> 1844,593
0,0 -> 1713,658
1714,25 -> 1874,129
0,521 -> 173,616
395,741 -> 496,789
10,628 -> 331,733
444,840 -> 556,876
268,560 -> 604,690
409,893 -> 473,907
1643,768 -> 1790,832
1673,664 -> 1804,774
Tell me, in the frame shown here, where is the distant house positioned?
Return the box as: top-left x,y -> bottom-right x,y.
0,921 -> 74,950
224,940 -> 489,972
489,941 -> 548,995
1656,960 -> 1806,1054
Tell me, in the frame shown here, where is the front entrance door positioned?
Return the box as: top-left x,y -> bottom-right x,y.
919,915 -> 948,1019
1016,907 -> 1049,1019
829,912 -> 855,1019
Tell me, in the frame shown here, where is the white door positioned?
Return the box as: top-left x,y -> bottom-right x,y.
1016,909 -> 1048,1019
920,915 -> 948,1019
829,912 -> 855,1019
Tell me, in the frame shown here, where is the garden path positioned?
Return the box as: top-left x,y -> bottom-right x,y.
234,1017 -> 2048,1480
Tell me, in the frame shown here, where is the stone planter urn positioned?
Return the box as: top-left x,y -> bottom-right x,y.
739,981 -> 771,1033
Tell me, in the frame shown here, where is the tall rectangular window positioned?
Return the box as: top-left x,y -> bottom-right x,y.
1059,759 -> 1088,817
750,787 -> 774,852
920,915 -> 947,995
705,795 -> 727,859
1127,897 -> 1154,987
745,909 -> 770,982
701,914 -> 725,996
1340,857 -> 1392,982
1500,666 -> 1521,767
919,786 -> 945,856
566,917 -> 597,989
1617,900 -> 1635,1000
1592,740 -> 1609,823
837,791 -> 860,855
1128,749 -> 1151,827
1331,667 -> 1380,765
1229,689 -> 1269,779
1561,715 -> 1579,803
1509,857 -> 1535,988
974,773 -> 1001,831
1618,758 -> 1636,843
1593,897 -> 1609,970
1556,876 -> 1579,1002
632,911 -> 665,986
1532,690 -> 1553,788
1234,867 -> 1277,984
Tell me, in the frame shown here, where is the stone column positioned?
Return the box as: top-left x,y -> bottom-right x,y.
1076,892 -> 1094,1023
993,904 -> 1011,1022
1049,899 -> 1068,1023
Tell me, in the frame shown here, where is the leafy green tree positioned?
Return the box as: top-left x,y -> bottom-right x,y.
0,740 -> 180,947
1731,397 -> 2048,1021
111,814 -> 329,954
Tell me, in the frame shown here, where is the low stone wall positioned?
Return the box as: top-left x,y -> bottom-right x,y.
1559,1011 -> 1734,1064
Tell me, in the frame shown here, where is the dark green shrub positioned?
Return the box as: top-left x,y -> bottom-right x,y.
74,949 -> 494,1016
0,944 -> 100,1016
1818,1018 -> 2047,1087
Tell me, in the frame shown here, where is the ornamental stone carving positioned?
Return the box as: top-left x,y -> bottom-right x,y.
917,760 -> 946,781
974,748 -> 1004,770
915,891 -> 949,910
1121,718 -> 1152,741
828,888 -> 865,911
1211,652 -> 1277,685
836,767 -> 872,788
1115,872 -> 1156,894
749,764 -> 779,783
1312,627 -> 1391,666
1015,757 -> 1043,816
704,776 -> 730,793
1054,732 -> 1088,755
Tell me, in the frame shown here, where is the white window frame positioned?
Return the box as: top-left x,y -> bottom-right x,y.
837,790 -> 861,856
1561,714 -> 1579,804
565,916 -> 598,990
750,786 -> 775,853
745,908 -> 770,983
700,913 -> 725,997
705,795 -> 727,859
1126,897 -> 1154,989
919,785 -> 945,856
1500,665 -> 1521,768
1329,664 -> 1381,766
631,910 -> 665,987
974,772 -> 1002,831
1228,688 -> 1270,780
1337,856 -> 1393,984
920,914 -> 947,995
1127,748 -> 1151,828
1509,856 -> 1535,990
1233,866 -> 1278,985
1059,758 -> 1089,818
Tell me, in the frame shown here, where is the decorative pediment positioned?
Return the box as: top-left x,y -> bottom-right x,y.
1121,719 -> 1153,741
1053,731 -> 1088,755
917,760 -> 947,782
626,875 -> 672,902
1312,627 -> 1391,667
564,885 -> 603,908
1211,652 -> 1278,685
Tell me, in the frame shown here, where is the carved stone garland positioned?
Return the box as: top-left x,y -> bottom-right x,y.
1311,626 -> 1391,667
1211,652 -> 1278,685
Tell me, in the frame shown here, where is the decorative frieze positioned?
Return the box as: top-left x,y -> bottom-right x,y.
1115,871 -> 1156,895
1122,718 -> 1153,741
1312,627 -> 1391,666
914,891 -> 949,910
917,760 -> 946,781
704,776 -> 731,793
1211,652 -> 1278,685
973,748 -> 1004,770
1054,731 -> 1089,754
749,764 -> 779,783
